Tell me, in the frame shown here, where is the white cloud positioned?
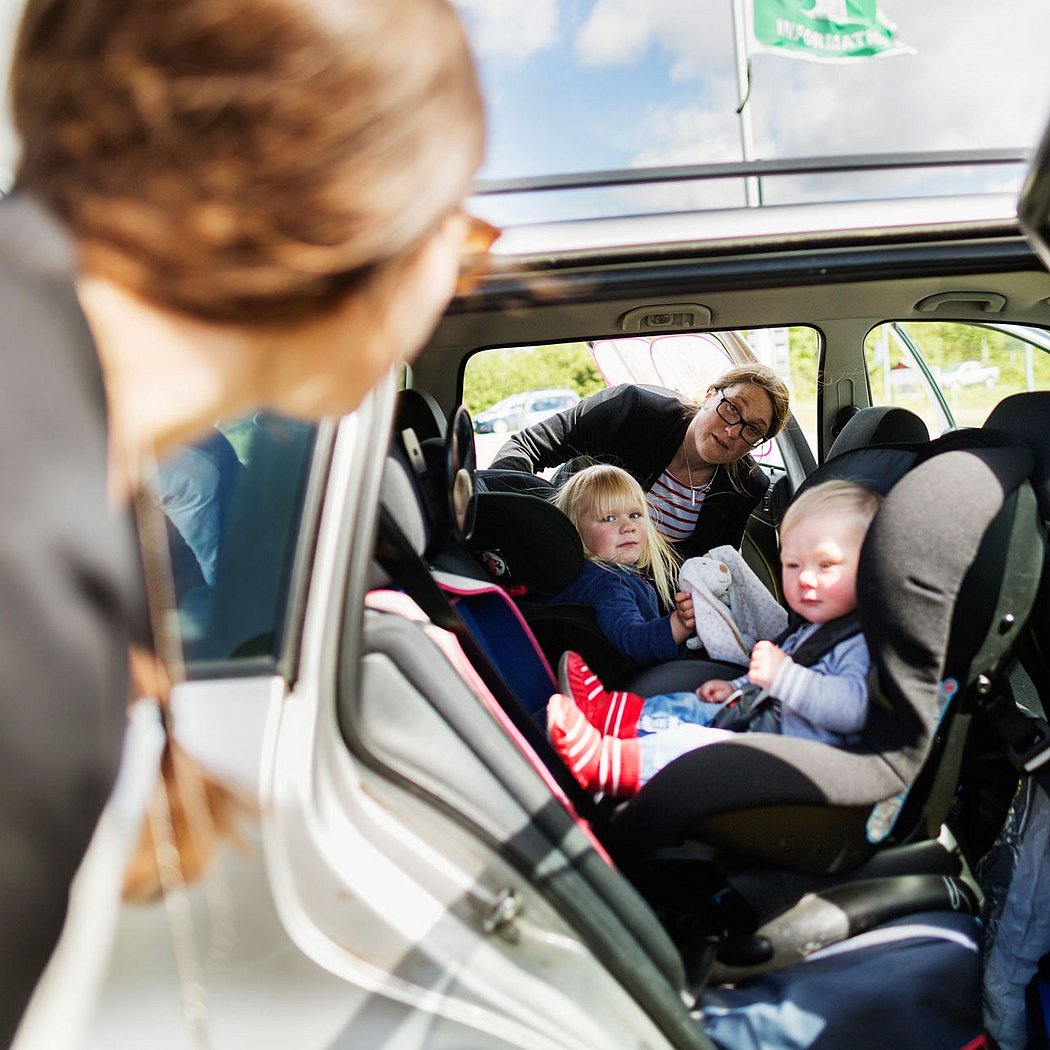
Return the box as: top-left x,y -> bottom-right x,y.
454,0 -> 560,64
572,0 -> 1050,168
631,97 -> 742,167
576,0 -> 733,76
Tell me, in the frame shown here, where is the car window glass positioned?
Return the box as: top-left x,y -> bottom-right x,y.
865,322 -> 1050,431
162,413 -> 318,669
463,329 -> 816,471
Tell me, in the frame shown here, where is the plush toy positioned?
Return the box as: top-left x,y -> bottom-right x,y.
679,545 -> 789,664
691,555 -> 733,605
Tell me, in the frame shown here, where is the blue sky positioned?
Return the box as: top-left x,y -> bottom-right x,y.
4,0 -> 1050,210
454,0 -> 1050,218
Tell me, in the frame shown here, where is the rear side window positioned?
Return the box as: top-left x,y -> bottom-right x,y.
865,321 -> 1050,434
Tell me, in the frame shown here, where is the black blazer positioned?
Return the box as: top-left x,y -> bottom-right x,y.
491,383 -> 769,559
0,193 -> 139,1044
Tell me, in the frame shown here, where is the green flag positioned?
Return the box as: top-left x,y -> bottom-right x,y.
751,0 -> 913,62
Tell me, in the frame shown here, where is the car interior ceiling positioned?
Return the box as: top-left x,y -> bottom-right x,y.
365,379 -> 1050,990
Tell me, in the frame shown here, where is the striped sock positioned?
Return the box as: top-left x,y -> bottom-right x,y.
558,650 -> 645,739
547,693 -> 640,798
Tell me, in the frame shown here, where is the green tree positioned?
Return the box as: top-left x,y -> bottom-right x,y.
463,343 -> 603,414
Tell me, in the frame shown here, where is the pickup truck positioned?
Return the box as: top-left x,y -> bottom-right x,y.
940,360 -> 1000,389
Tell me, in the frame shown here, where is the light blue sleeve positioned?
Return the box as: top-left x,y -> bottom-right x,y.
771,633 -> 871,740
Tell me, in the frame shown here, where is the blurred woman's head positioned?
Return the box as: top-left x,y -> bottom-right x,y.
11,0 -> 485,329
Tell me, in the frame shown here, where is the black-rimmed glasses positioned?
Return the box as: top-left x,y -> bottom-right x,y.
712,390 -> 768,447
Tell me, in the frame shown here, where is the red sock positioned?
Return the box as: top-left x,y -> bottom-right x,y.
547,693 -> 640,798
558,651 -> 645,739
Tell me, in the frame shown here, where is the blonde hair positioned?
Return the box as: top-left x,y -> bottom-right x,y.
782,479 -> 882,537
553,463 -> 680,608
11,0 -> 484,325
689,363 -> 792,493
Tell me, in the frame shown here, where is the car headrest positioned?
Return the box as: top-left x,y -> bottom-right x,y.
395,388 -> 447,444
795,445 -> 919,499
469,491 -> 583,597
827,406 -> 930,460
985,391 -> 1050,521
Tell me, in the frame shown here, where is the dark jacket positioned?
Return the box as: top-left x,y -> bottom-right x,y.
0,193 -> 139,1045
548,559 -> 683,664
491,383 -> 768,559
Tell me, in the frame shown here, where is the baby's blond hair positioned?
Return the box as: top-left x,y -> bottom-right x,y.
782,479 -> 882,537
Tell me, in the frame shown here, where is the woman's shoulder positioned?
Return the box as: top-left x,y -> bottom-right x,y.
581,383 -> 688,415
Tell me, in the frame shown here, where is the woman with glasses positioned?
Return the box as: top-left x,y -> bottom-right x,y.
0,0 -> 487,1039
492,365 -> 791,560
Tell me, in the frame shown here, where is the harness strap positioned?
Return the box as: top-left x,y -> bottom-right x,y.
711,611 -> 865,734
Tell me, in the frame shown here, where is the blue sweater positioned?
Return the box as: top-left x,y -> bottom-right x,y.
548,559 -> 682,663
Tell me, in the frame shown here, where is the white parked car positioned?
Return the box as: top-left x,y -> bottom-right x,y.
473,388 -> 580,434
940,360 -> 1001,389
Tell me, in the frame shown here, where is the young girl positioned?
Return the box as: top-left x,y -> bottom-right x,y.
549,463 -> 696,664
549,480 -> 882,798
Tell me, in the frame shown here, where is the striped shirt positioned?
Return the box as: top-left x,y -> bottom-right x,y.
647,469 -> 706,542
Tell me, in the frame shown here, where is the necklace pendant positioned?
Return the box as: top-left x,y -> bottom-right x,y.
691,487 -> 696,507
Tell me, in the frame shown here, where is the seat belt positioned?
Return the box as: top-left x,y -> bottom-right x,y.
975,678 -> 1050,794
374,507 -> 603,821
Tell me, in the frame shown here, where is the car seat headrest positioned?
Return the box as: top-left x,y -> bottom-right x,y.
470,492 -> 583,597
985,391 -> 1050,521
827,406 -> 930,460
795,445 -> 919,499
395,388 -> 447,445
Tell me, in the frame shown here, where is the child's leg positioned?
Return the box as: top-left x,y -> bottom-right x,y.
637,693 -> 729,736
558,651 -> 645,738
638,723 -> 735,786
547,693 -> 640,797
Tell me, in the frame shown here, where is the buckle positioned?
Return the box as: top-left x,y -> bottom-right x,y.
1005,716 -> 1050,773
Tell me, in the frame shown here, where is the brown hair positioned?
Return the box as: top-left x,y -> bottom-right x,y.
553,463 -> 681,608
689,363 -> 792,493
10,0 -> 484,325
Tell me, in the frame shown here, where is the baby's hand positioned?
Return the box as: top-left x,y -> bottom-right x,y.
748,640 -> 787,689
698,678 -> 733,703
674,591 -> 696,633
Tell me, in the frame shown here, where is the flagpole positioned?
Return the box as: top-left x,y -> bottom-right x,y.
731,0 -> 761,207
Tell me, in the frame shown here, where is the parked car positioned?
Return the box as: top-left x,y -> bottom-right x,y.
940,359 -> 1001,389
35,147 -> 1050,1050
473,388 -> 580,434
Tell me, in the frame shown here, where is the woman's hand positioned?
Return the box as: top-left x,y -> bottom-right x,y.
747,639 -> 787,689
670,591 -> 695,644
698,678 -> 733,703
